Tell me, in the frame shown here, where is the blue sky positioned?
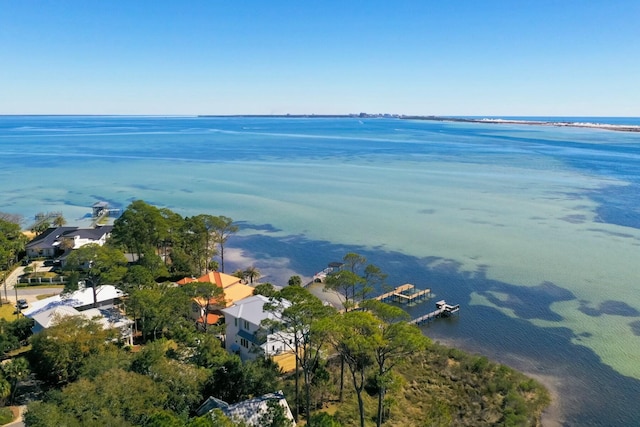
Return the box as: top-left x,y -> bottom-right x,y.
1,1 -> 638,116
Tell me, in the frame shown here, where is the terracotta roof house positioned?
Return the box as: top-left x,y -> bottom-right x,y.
25,225 -> 113,259
177,271 -> 255,330
196,390 -> 295,426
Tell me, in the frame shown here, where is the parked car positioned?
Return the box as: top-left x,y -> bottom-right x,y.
16,299 -> 28,310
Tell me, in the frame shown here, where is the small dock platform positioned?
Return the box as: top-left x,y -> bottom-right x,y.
374,284 -> 431,304
409,300 -> 460,325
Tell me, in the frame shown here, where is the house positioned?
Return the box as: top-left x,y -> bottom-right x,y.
23,284 -> 124,315
177,271 -> 254,330
221,295 -> 292,361
27,305 -> 134,345
196,390 -> 295,426
25,225 -> 113,259
22,285 -> 132,344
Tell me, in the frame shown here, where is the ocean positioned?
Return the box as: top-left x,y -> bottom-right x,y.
1,115 -> 640,425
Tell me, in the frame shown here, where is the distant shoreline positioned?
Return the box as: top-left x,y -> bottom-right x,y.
197,114 -> 640,133
400,115 -> 640,133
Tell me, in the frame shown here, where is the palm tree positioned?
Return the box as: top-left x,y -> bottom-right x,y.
53,214 -> 66,227
244,266 -> 261,284
232,269 -> 247,283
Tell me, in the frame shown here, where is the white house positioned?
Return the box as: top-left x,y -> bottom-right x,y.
23,285 -> 132,344
196,390 -> 295,426
23,284 -> 124,315
25,225 -> 113,259
221,295 -> 292,361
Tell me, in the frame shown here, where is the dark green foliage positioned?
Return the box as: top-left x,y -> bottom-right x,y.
29,316 -> 117,386
0,407 -> 13,425
310,412 -> 343,427
288,275 -> 302,287
206,355 -> 282,404
253,282 -> 277,297
257,399 -> 293,427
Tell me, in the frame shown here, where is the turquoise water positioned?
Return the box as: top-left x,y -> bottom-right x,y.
2,116 -> 640,424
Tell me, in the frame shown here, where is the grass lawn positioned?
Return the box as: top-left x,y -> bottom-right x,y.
0,406 -> 15,424
0,303 -> 18,321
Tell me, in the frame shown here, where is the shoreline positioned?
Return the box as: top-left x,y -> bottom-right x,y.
306,280 -> 561,425
401,115 -> 640,133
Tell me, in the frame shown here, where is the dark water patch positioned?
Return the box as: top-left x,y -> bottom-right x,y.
418,208 -> 436,214
560,214 -> 587,224
227,229 -> 640,425
589,184 -> 640,230
235,221 -> 282,233
580,300 -> 640,317
629,321 -> 640,336
180,188 -> 194,194
586,228 -> 636,239
478,280 -> 575,321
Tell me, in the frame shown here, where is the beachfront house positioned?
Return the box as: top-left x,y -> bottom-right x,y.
25,225 -> 113,260
221,294 -> 292,361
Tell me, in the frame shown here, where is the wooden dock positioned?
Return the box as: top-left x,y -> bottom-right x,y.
409,300 -> 460,325
374,284 -> 431,304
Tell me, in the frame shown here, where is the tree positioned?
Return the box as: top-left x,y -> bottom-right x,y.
0,217 -> 27,274
29,315 -> 117,386
210,215 -> 238,273
64,244 -> 128,307
40,369 -> 168,425
123,264 -> 157,291
1,357 -> 29,404
324,270 -> 363,311
206,355 -> 281,405
326,311 -> 380,427
263,286 -> 335,423
244,266 -> 261,284
360,300 -> 430,426
288,275 -> 302,287
111,200 -> 168,259
53,214 -> 66,227
181,281 -> 225,332
362,264 -> 387,301
253,282 -> 277,297
257,399 -> 293,427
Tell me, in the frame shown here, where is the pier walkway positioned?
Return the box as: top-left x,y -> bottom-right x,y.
374,283 -> 431,304
409,300 -> 460,325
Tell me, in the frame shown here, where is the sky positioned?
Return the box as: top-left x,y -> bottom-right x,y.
1,1 -> 639,116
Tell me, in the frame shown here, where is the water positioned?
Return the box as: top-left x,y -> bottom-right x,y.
2,115 -> 640,425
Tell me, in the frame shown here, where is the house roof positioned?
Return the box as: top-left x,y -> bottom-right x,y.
197,313 -> 221,325
221,295 -> 289,325
222,283 -> 255,306
29,305 -> 133,331
25,225 -> 113,250
197,391 -> 295,426
177,271 -> 242,288
26,226 -> 77,249
22,285 -> 124,317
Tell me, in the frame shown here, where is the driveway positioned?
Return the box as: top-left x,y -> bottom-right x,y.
1,262 -> 62,307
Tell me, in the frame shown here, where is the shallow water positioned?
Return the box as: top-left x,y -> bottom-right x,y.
2,115 -> 640,425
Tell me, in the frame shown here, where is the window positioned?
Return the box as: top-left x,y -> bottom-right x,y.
240,338 -> 248,348
243,320 -> 250,330
234,318 -> 237,327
